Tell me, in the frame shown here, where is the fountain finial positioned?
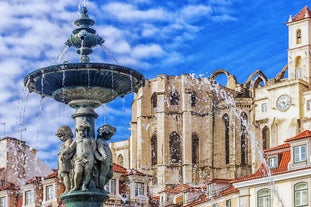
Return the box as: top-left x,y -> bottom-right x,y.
65,6 -> 105,63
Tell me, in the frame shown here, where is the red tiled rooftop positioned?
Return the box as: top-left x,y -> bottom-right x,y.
291,6 -> 311,22
234,148 -> 291,183
285,130 -> 311,142
264,143 -> 289,153
44,169 -> 58,179
0,182 -> 19,190
162,183 -> 191,194
113,163 -> 127,173
25,176 -> 42,184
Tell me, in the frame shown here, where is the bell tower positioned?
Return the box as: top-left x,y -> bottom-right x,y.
287,6 -> 311,83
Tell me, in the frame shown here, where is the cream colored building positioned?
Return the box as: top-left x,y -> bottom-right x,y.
110,5 -> 311,199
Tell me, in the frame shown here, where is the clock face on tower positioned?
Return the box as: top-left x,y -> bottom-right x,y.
276,94 -> 291,112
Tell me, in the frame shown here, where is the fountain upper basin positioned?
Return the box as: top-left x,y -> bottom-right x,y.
24,62 -> 145,107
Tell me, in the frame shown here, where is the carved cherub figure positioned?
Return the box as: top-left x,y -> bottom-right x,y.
94,124 -> 115,191
56,126 -> 75,192
71,121 -> 95,191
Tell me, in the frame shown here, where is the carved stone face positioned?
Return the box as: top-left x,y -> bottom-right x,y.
76,127 -> 88,138
56,126 -> 73,141
97,124 -> 116,140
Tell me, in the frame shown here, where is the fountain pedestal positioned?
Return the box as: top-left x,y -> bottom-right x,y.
61,191 -> 109,207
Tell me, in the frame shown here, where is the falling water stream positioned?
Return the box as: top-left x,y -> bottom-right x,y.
203,76 -> 284,206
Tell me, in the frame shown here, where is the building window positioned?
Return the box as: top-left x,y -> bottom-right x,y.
151,93 -> 157,108
191,92 -> 197,107
135,182 -> 145,196
307,100 -> 311,110
261,103 -> 267,113
0,196 -> 6,207
192,134 -> 199,165
262,126 -> 270,150
169,132 -> 181,163
223,114 -> 230,164
294,182 -> 308,207
45,185 -> 54,201
206,183 -> 212,197
170,90 -> 179,105
295,56 -> 302,78
257,188 -> 271,207
296,29 -> 302,44
268,156 -> 278,168
117,154 -> 124,166
25,190 -> 33,205
241,112 -> 248,164
294,145 -> 306,163
105,179 -> 116,194
151,135 -> 157,166
226,199 -> 231,207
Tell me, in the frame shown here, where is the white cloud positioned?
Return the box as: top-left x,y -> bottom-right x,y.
132,44 -> 164,59
181,4 -> 212,22
102,2 -> 170,22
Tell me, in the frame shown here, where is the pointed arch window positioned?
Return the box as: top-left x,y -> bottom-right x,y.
296,29 -> 302,44
169,132 -> 181,163
262,126 -> 270,150
170,90 -> 179,105
191,92 -> 197,107
240,112 -> 248,165
223,114 -> 230,164
151,93 -> 157,108
151,135 -> 157,166
295,56 -> 302,78
117,154 -> 124,166
192,134 -> 199,165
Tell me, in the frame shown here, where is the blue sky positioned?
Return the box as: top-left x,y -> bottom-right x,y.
0,0 -> 309,168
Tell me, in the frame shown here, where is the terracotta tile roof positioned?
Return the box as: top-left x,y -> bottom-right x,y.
25,176 -> 42,184
44,169 -> 58,179
234,148 -> 291,183
183,185 -> 238,207
206,178 -> 232,184
264,143 -> 289,153
161,183 -> 191,194
291,6 -> 311,22
0,182 -> 19,190
217,185 -> 238,197
112,163 -> 127,173
285,130 -> 311,142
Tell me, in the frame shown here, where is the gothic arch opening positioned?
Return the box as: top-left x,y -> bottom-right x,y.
223,114 -> 230,164
240,112 -> 248,165
169,131 -> 181,163
210,69 -> 237,89
245,70 -> 267,88
170,90 -> 179,105
295,56 -> 302,78
151,134 -> 157,166
151,92 -> 157,108
192,133 -> 199,165
296,29 -> 302,44
262,126 -> 270,150
117,154 -> 124,166
275,64 -> 288,80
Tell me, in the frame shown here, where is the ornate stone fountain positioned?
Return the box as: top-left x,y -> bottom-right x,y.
24,7 -> 145,207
